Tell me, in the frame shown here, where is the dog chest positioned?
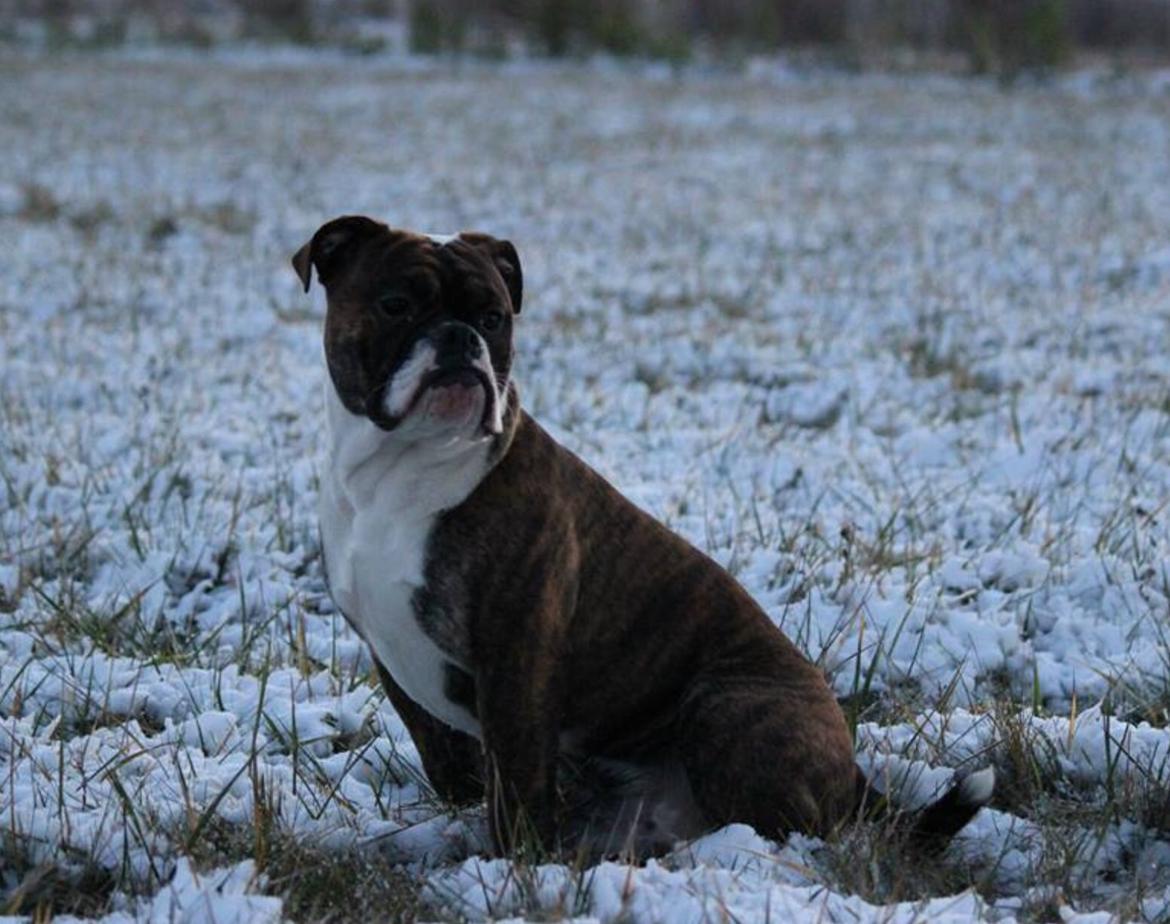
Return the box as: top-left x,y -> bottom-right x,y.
322,500 -> 481,739
319,395 -> 489,740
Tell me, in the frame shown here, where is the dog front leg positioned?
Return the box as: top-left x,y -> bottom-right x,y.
474,569 -> 573,856
477,654 -> 561,855
374,660 -> 484,806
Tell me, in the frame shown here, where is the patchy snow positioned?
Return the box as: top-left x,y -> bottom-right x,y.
425,846 -> 1001,923
56,859 -> 283,924
1,50 -> 1169,921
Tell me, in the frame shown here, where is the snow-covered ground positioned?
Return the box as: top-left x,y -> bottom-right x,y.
2,50 -> 1170,922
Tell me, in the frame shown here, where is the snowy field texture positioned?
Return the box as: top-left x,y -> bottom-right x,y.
2,49 -> 1170,922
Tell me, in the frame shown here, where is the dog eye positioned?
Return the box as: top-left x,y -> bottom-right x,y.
480,310 -> 504,332
377,294 -> 411,316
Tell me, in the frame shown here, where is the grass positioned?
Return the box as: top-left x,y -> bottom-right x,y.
815,821 -> 988,907
6,424 -> 1166,921
187,821 -> 423,924
2,850 -> 117,919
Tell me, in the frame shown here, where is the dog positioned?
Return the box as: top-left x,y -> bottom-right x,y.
292,215 -> 994,856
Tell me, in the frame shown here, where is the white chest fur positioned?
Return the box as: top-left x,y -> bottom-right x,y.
319,387 -> 489,738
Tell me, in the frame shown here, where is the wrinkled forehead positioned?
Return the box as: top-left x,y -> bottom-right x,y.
353,230 -> 497,293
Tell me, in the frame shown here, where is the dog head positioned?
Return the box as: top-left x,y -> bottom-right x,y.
292,215 -> 522,440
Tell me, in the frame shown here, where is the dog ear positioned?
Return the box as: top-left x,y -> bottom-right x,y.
463,233 -> 523,314
292,215 -> 384,293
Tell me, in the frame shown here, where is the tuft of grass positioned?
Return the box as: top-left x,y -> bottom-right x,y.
188,821 -> 422,924
272,840 -> 421,923
816,821 -> 989,907
0,839 -> 117,919
17,183 -> 61,223
197,202 -> 256,235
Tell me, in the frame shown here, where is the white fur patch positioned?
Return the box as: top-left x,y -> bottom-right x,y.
425,231 -> 459,245
320,386 -> 489,738
567,757 -> 707,857
384,339 -> 439,419
471,329 -> 505,435
957,766 -> 995,805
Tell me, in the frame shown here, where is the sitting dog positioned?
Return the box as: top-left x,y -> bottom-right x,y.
292,216 -> 993,855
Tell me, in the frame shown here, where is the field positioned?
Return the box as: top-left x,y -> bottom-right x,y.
2,49 -> 1170,922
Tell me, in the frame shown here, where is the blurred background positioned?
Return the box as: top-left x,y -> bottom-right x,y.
3,0 -> 1169,75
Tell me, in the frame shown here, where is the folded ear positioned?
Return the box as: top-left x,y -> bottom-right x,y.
291,215 -> 384,293
462,233 -> 523,313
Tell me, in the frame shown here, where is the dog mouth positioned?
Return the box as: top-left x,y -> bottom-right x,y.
420,367 -> 489,392
371,331 -> 504,436
404,365 -> 497,432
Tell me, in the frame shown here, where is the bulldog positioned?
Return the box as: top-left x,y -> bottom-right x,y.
292,215 -> 994,856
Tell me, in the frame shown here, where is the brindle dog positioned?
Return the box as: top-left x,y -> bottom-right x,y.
294,215 -> 993,856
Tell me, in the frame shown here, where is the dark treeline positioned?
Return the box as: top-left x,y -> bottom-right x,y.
411,0 -> 1169,70
7,0 -> 1170,72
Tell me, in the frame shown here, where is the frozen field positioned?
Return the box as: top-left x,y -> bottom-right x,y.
2,49 -> 1170,921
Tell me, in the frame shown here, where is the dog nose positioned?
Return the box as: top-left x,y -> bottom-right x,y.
432,322 -> 482,367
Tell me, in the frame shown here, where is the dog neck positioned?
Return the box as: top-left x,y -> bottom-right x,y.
323,380 -> 520,520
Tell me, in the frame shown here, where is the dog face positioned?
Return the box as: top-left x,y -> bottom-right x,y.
292,216 -> 522,439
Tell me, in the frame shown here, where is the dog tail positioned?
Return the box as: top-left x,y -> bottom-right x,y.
854,765 -> 995,849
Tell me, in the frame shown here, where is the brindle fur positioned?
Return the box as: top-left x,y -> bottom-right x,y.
295,216 -> 989,856
416,400 -> 858,848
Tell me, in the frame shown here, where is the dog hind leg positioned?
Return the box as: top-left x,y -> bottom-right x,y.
676,674 -> 858,839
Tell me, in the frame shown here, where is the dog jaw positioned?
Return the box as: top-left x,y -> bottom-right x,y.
381,332 -> 505,439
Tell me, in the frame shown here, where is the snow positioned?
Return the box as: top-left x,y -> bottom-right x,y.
1,49 -> 1169,921
426,846 -> 1003,923
46,859 -> 283,924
